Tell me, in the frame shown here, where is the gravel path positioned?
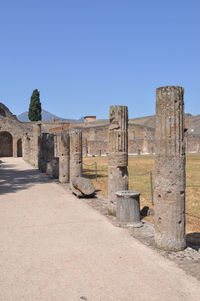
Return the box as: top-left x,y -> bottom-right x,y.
0,157 -> 199,301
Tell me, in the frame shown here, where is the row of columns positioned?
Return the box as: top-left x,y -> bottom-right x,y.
59,129 -> 82,183
25,125 -> 83,184
109,86 -> 185,251
30,85 -> 185,252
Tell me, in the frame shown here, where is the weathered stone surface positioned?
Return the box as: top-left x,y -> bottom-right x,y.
46,157 -> 59,179
155,86 -> 186,251
69,129 -> 82,182
116,191 -> 142,228
22,133 -> 30,161
70,176 -> 95,197
59,132 -> 70,183
38,133 -> 55,175
108,106 -> 128,214
0,131 -> 13,157
0,103 -> 33,159
33,123 -> 42,168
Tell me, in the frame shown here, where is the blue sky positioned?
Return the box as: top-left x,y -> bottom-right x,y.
0,0 -> 200,119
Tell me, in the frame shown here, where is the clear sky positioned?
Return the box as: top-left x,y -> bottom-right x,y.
0,0 -> 200,119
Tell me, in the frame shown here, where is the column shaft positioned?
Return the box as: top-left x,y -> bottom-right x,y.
108,106 -> 128,214
69,129 -> 82,182
59,132 -> 70,183
155,86 -> 186,251
13,138 -> 18,158
33,123 -> 41,168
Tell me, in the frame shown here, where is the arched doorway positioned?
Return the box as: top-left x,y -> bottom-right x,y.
17,138 -> 22,157
0,131 -> 13,157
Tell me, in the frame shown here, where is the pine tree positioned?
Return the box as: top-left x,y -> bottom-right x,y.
28,89 -> 42,121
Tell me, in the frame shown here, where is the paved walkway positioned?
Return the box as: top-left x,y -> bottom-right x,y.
0,158 -> 200,301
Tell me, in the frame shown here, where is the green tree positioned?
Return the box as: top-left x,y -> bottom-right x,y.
28,89 -> 42,121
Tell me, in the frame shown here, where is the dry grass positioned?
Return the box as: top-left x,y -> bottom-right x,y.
83,154 -> 200,233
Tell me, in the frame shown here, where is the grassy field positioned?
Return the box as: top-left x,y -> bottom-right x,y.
83,154 -> 200,233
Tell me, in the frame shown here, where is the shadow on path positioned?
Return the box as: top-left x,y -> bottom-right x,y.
0,159 -> 53,195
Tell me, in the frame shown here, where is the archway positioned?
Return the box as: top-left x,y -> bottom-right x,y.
0,131 -> 13,157
17,138 -> 22,157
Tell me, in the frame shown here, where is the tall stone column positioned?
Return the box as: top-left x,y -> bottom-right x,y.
23,133 -> 30,162
108,106 -> 128,214
155,86 -> 186,251
13,137 -> 18,158
59,132 -> 70,183
69,129 -> 82,182
54,134 -> 61,158
33,123 -> 41,168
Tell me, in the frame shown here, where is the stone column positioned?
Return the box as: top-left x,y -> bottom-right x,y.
116,191 -> 142,227
155,86 -> 186,251
59,132 -> 70,183
108,106 -> 128,215
69,129 -> 82,182
43,133 -> 57,177
54,134 -> 61,158
23,133 -> 30,162
13,137 -> 18,158
33,123 -> 41,168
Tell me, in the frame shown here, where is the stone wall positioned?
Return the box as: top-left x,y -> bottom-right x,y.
74,122 -> 155,157
1,102 -> 200,160
0,103 -> 33,157
185,134 -> 200,153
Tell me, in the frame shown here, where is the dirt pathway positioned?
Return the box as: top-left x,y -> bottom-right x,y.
0,158 -> 199,301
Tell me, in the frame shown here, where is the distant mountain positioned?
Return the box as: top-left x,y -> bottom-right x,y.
17,109 -> 84,122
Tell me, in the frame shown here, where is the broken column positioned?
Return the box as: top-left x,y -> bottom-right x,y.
59,132 -> 70,183
116,191 -> 142,227
108,106 -> 128,215
69,129 -> 82,182
155,86 -> 186,251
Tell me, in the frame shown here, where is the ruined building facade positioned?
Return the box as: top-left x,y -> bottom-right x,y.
0,104 -> 32,157
0,102 -> 200,159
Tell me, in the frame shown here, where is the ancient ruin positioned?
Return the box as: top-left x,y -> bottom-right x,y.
116,191 -> 142,227
39,133 -> 58,178
0,103 -> 32,158
108,105 -> 129,214
0,94 -> 195,253
59,132 -> 70,183
69,129 -> 82,182
33,123 -> 42,168
70,176 -> 95,197
154,86 -> 186,251
1,102 -> 200,161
